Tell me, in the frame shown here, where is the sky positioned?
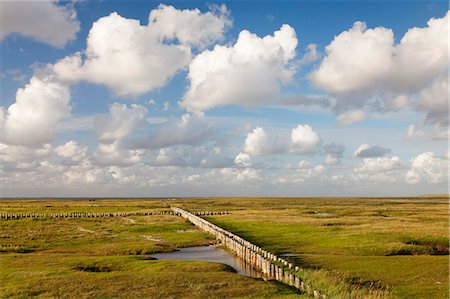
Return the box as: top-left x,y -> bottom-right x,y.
0,0 -> 448,197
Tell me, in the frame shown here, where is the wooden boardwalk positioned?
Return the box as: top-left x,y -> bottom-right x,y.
172,207 -> 326,298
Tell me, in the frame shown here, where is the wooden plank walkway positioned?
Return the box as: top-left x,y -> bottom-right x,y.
172,207 -> 326,298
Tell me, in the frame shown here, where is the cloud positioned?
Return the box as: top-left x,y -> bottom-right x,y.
129,114 -> 215,150
181,24 -> 298,111
281,94 -> 333,108
299,44 -> 319,65
310,11 -> 449,113
392,13 -> 448,92
234,152 -> 251,167
389,95 -> 409,110
63,103 -> 148,167
323,143 -> 345,165
404,74 -> 448,140
1,75 -> 71,146
352,156 -> 403,183
96,103 -> 148,144
0,0 -> 80,47
90,103 -> 149,167
206,168 -> 262,184
290,124 -> 321,154
52,13 -> 190,97
63,165 -> 112,185
0,143 -> 52,171
152,145 -> 232,168
242,124 -> 320,156
296,164 -> 325,181
53,5 -> 230,97
154,147 -> 202,167
107,166 -> 139,185
148,4 -> 231,48
1,68 -> 27,83
93,142 -> 145,167
55,141 -> 87,166
57,115 -> 96,133
406,152 -> 448,184
310,21 -> 394,96
354,156 -> 402,173
297,160 -> 311,169
2,5 -> 448,197
406,123 -> 449,141
243,127 -> 285,155
416,75 -> 448,127
406,124 -> 425,139
353,144 -> 391,158
336,110 -> 367,125
277,162 -> 326,184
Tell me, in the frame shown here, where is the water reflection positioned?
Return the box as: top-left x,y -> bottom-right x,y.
151,245 -> 262,278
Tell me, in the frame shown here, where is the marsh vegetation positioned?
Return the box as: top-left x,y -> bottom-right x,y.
0,197 -> 448,298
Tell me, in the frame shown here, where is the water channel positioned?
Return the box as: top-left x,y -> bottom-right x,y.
151,245 -> 262,278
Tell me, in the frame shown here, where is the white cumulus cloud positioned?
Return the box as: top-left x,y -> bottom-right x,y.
0,143 -> 52,171
242,124 -> 320,156
243,127 -> 285,155
354,156 -> 402,173
0,0 -> 80,47
352,156 -> 404,183
207,168 -> 261,184
181,24 -> 298,111
311,21 -> 394,96
290,124 -> 321,154
55,141 -> 87,165
406,152 -> 448,184
148,4 -> 231,48
234,152 -> 251,167
94,142 -> 145,167
53,5 -> 230,97
1,76 -> 71,146
392,13 -> 449,92
310,11 -> 449,116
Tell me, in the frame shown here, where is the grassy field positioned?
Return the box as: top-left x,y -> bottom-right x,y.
179,197 -> 449,298
0,200 -> 298,298
0,197 -> 448,298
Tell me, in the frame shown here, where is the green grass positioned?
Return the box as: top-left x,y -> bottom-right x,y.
0,197 -> 448,298
0,215 -> 214,255
177,197 -> 448,298
1,255 -> 298,298
0,203 -> 300,298
302,255 -> 448,299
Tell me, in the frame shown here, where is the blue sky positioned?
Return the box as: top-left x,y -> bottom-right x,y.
0,1 -> 448,197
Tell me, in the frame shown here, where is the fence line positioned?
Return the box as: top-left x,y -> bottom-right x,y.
0,210 -> 229,220
172,207 -> 326,298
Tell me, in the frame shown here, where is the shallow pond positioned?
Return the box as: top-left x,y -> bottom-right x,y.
151,245 -> 261,278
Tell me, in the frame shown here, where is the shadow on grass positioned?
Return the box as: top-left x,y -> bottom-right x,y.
386,239 -> 449,256
73,265 -> 113,272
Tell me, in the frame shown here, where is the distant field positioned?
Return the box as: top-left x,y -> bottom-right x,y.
0,197 -> 448,298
